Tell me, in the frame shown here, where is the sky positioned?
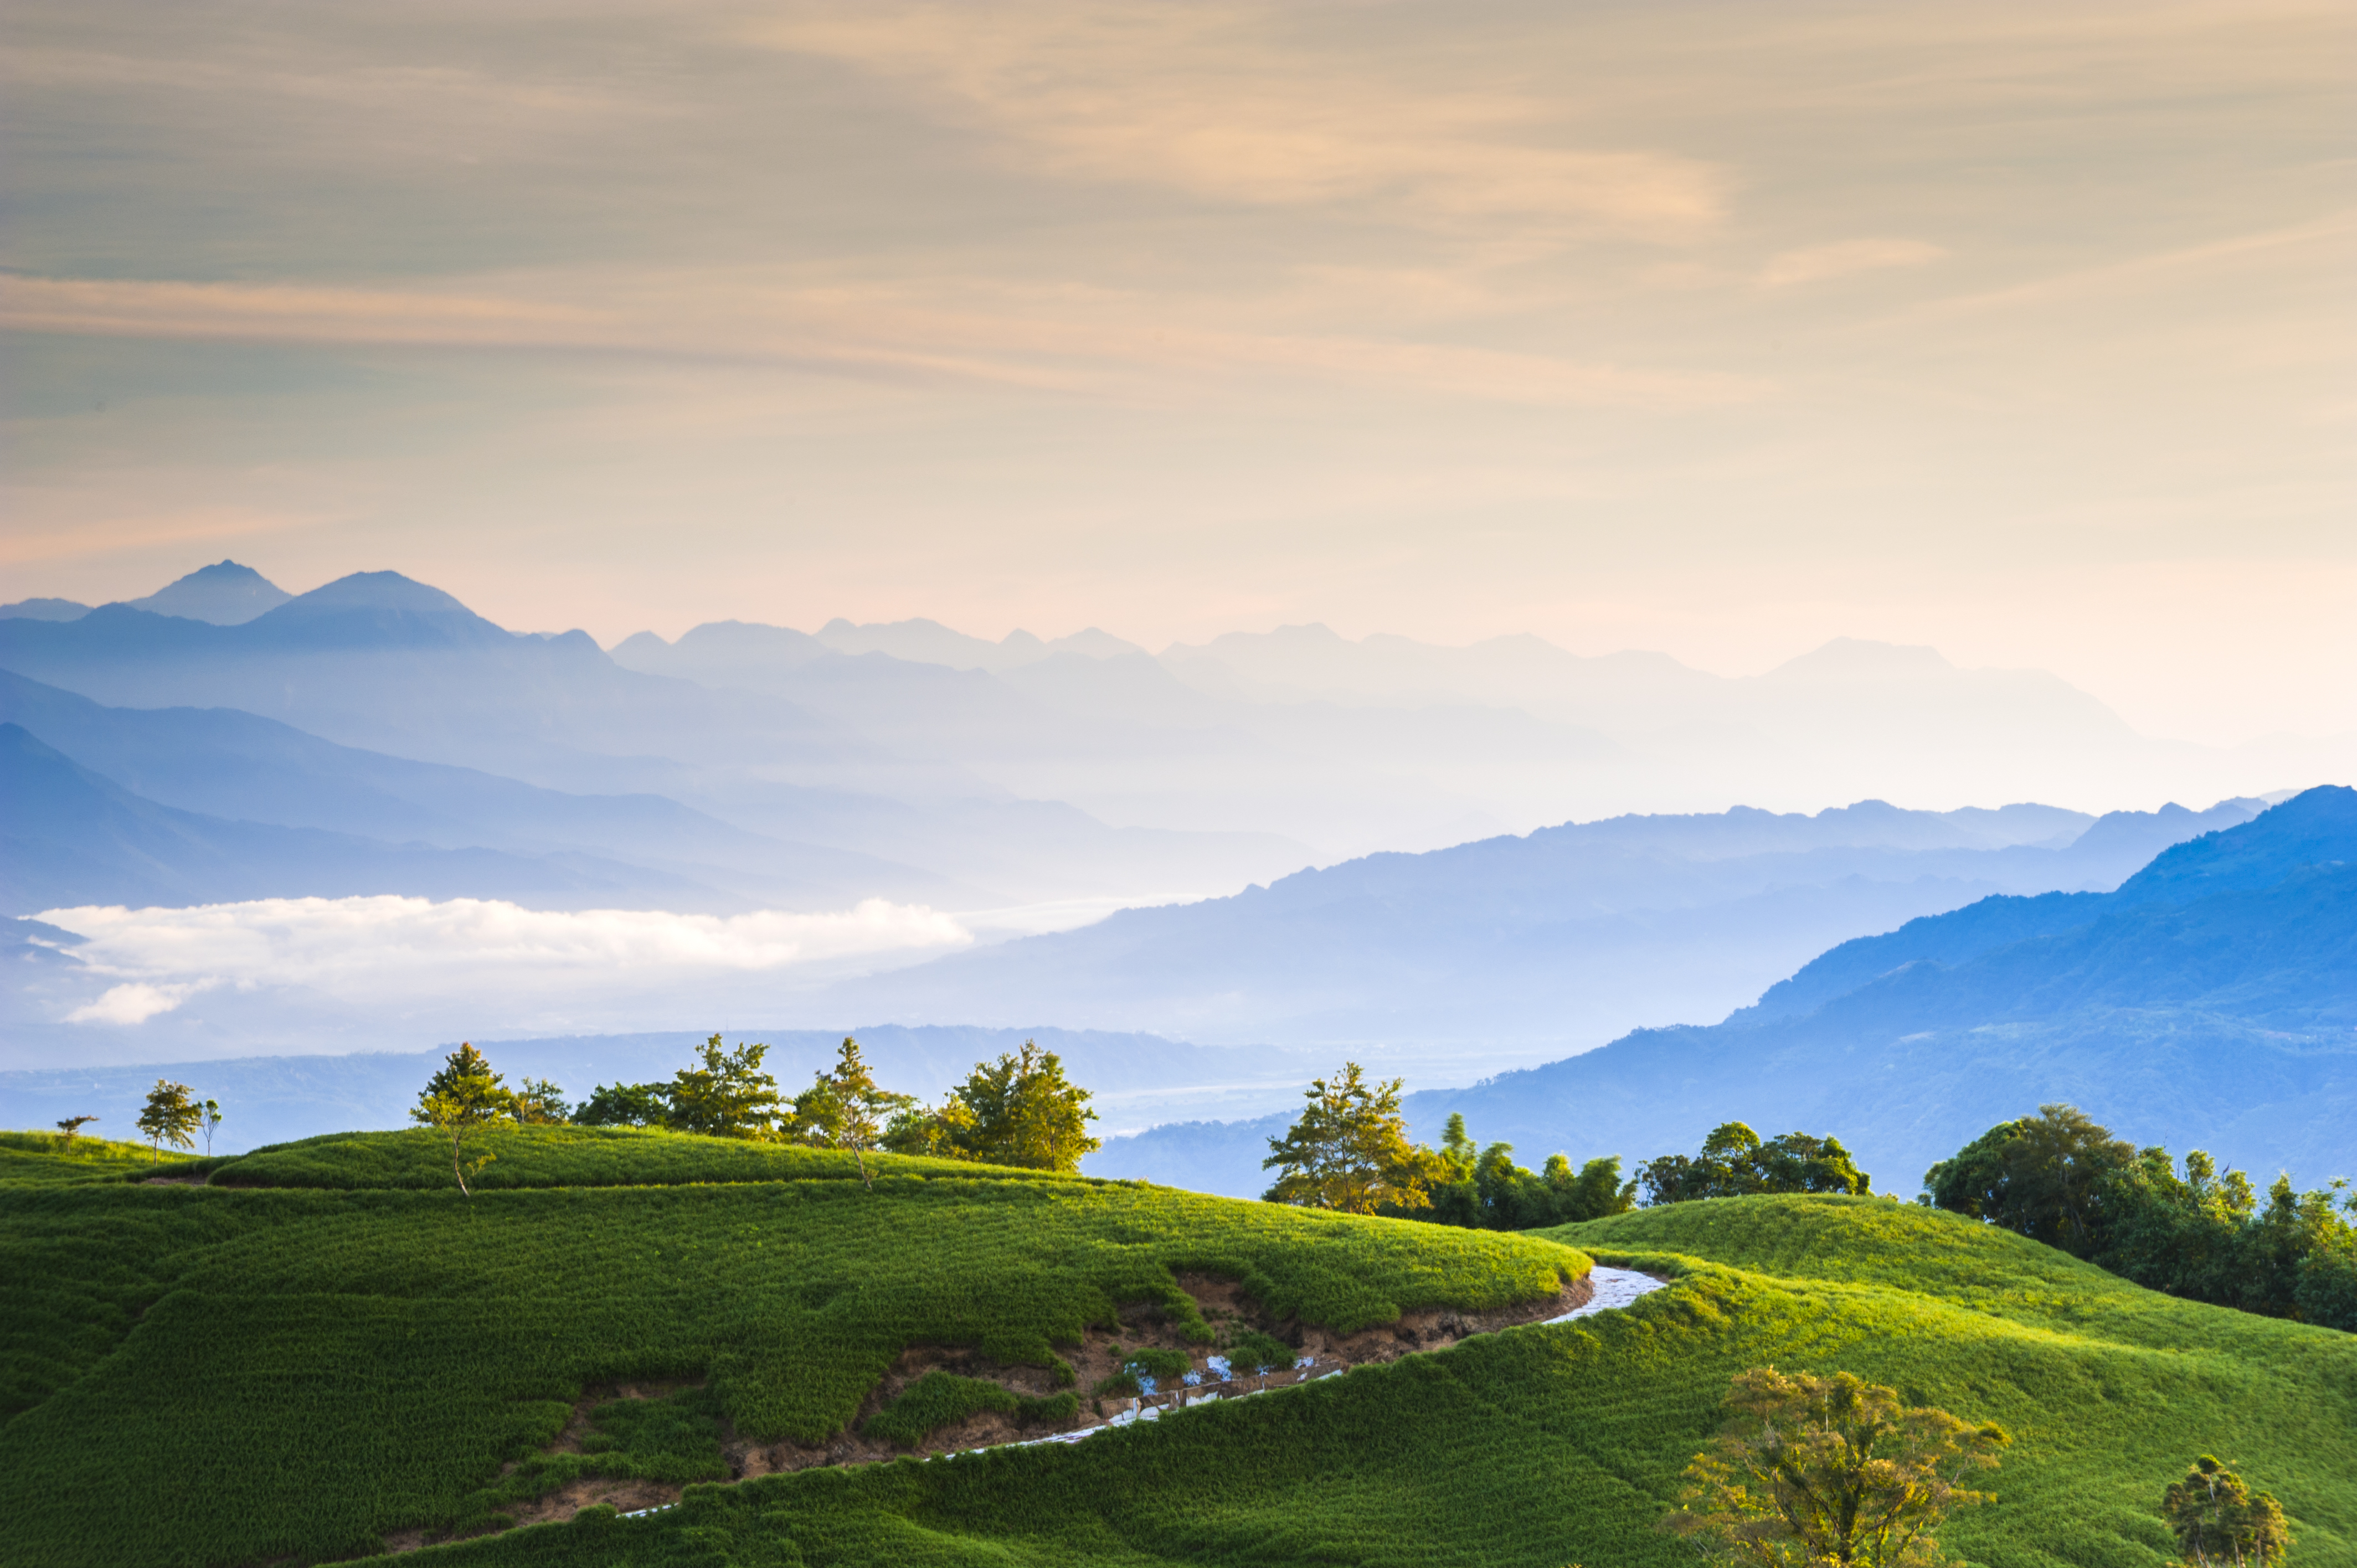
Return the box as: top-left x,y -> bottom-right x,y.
3,0 -> 2352,744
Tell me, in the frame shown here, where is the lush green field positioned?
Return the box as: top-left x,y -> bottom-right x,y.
0,1129 -> 1583,1567
0,1128 -> 184,1184
337,1195 -> 2355,1568
209,1124 -> 1066,1190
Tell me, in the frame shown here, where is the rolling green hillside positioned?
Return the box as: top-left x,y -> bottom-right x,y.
0,1128 -> 1581,1567
3,1131 -> 2351,1568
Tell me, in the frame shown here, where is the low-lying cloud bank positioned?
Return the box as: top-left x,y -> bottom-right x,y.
34,895 -> 975,1027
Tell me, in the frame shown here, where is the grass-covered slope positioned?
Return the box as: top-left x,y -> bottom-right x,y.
343,1194 -> 2356,1568
210,1123 -> 1069,1190
0,1128 -> 177,1184
0,1129 -> 1583,1567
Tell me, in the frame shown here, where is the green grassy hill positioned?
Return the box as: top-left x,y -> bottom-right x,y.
2,1130 -> 2351,1568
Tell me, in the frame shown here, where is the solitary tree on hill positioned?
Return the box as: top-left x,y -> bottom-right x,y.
786,1036 -> 915,1189
200,1099 -> 223,1158
2162,1456 -> 2292,1566
135,1081 -> 202,1165
1263,1062 -> 1437,1215
410,1043 -> 518,1196
1664,1366 -> 2008,1567
54,1115 -> 98,1144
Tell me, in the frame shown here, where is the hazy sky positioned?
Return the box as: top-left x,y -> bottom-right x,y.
4,0 -> 2350,743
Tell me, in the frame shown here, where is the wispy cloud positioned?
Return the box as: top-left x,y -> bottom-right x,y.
0,274 -> 1763,409
754,3 -> 1728,241
39,896 -> 975,1023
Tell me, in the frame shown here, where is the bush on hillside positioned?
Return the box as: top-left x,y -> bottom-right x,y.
1638,1122 -> 1871,1205
2161,1456 -> 2291,1566
861,1370 -> 1078,1448
1664,1366 -> 2007,1567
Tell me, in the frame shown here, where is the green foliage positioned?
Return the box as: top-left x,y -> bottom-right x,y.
1639,1122 -> 1871,1204
414,1045 -> 523,1196
1923,1105 -> 2357,1330
447,1387 -> 732,1539
861,1370 -> 1079,1448
1664,1366 -> 2007,1566
887,1040 -> 1102,1173
0,1129 -> 162,1186
513,1079 -> 571,1126
133,1079 -> 200,1164
2162,1456 -> 2293,1566
570,1082 -> 672,1128
1224,1328 -> 1294,1375
1417,1115 -> 1637,1231
666,1035 -> 784,1139
0,1134 -> 1580,1566
1264,1061 -> 1438,1214
209,1125 -> 1072,1191
1922,1103 -> 2135,1252
784,1036 -> 915,1188
313,1191 -> 2356,1568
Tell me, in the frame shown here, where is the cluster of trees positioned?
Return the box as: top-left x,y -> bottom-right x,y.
414,1035 -> 1101,1195
1258,1063 -> 1634,1226
1923,1103 -> 2357,1332
1637,1121 -> 1872,1204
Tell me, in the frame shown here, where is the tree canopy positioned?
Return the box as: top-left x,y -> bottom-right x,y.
666,1036 -> 783,1140
883,1040 -> 1100,1173
1664,1366 -> 2008,1567
1263,1063 -> 1437,1215
1639,1122 -> 1871,1205
1921,1103 -> 2134,1254
1417,1113 -> 1636,1230
2162,1456 -> 2291,1567
785,1036 -> 914,1188
134,1080 -> 201,1164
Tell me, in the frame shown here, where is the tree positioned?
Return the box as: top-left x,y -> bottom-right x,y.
784,1036 -> 915,1190
513,1077 -> 570,1126
1664,1366 -> 2009,1567
879,1041 -> 1099,1173
423,1042 -> 503,1103
200,1099 -> 223,1158
2162,1456 -> 2292,1567
945,1041 -> 1098,1172
573,1081 -> 672,1128
135,1080 -> 202,1164
1640,1122 -> 1871,1205
54,1115 -> 98,1144
666,1035 -> 783,1139
409,1044 -> 518,1196
1263,1062 -> 1438,1215
1921,1103 -> 2134,1255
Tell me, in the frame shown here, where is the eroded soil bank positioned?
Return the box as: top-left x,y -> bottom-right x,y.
373,1266 -> 1622,1555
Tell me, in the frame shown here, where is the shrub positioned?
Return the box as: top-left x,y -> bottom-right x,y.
862,1370 -> 1078,1447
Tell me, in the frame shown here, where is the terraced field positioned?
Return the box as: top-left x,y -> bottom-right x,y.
0,1127 -> 1584,1566
3,1132 -> 2351,1567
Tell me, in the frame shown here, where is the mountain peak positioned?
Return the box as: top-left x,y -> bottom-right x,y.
277,571 -> 477,617
120,560 -> 292,625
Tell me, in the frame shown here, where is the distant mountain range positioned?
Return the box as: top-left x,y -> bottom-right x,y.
1095,788 -> 2357,1196
802,793 -> 2265,1062
1,558 -> 2343,1123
